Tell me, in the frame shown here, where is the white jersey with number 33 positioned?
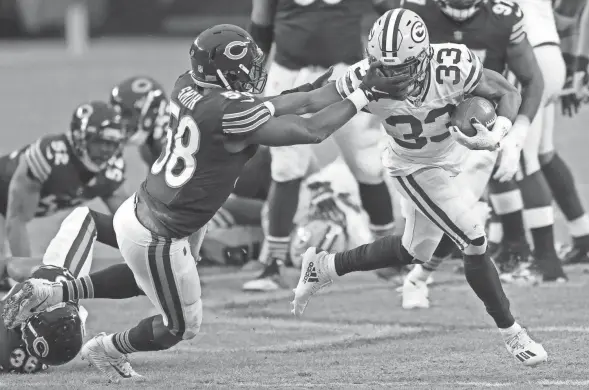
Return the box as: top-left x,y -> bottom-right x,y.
336,43 -> 483,176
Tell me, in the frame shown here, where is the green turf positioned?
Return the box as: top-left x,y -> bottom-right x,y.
1,39 -> 589,389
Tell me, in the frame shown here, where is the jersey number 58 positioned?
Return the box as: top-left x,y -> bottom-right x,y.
151,101 -> 201,188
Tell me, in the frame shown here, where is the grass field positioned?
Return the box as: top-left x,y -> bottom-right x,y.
1,39 -> 589,389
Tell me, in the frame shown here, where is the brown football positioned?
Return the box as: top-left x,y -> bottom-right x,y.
450,96 -> 497,137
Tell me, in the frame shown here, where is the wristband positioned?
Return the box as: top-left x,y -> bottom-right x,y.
346,89 -> 370,111
503,115 -> 529,148
248,22 -> 273,55
492,115 -> 513,140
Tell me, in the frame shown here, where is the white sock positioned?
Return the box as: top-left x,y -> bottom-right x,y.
499,322 -> 522,340
323,253 -> 340,280
406,264 -> 430,284
102,334 -> 124,358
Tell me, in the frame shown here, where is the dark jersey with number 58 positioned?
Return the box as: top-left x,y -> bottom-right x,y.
138,72 -> 271,238
393,0 -> 525,74
0,134 -> 125,217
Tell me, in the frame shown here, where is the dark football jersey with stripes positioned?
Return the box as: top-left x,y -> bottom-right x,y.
138,72 -> 266,238
393,0 -> 526,74
0,134 -> 125,217
273,0 -> 365,70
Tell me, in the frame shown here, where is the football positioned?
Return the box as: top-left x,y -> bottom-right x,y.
450,96 -> 497,137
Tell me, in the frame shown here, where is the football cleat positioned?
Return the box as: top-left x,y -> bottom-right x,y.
561,244 -> 589,265
401,279 -> 430,309
242,258 -> 288,292
291,248 -> 333,317
81,333 -> 144,383
504,329 -> 548,367
2,279 -> 62,329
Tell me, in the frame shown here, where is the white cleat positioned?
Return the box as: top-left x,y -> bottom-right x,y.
401,279 -> 430,309
81,333 -> 144,383
291,248 -> 333,317
504,329 -> 548,367
2,278 -> 62,329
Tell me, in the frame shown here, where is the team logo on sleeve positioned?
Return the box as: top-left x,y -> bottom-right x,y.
224,41 -> 249,60
411,21 -> 426,43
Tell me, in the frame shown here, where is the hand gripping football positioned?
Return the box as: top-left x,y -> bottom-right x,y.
450,96 -> 497,136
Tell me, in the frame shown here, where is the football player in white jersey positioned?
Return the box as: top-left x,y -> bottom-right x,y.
291,9 -> 547,367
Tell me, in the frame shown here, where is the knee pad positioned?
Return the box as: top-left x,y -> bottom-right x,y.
463,235 -> 487,256
181,299 -> 203,340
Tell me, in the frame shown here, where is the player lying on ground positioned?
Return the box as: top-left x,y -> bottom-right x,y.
0,101 -> 128,286
292,9 -> 547,367
2,24 -> 413,383
244,0 -> 397,292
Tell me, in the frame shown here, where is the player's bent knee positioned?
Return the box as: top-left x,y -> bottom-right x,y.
463,235 -> 487,256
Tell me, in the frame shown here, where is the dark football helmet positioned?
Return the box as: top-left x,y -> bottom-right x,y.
69,101 -> 126,172
190,24 -> 267,93
110,76 -> 169,145
0,306 -> 46,373
21,302 -> 83,366
433,0 -> 485,21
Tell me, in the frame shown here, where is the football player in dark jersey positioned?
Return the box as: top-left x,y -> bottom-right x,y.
0,265 -> 85,373
244,0 -> 398,291
551,0 -> 589,265
2,24 -> 410,382
0,101 -> 127,269
373,0 -> 567,289
110,76 -> 169,166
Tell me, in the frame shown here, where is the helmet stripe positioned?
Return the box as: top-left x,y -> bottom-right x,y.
391,8 -> 405,56
381,9 -> 395,57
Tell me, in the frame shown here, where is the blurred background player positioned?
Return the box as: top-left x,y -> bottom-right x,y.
552,0 -> 589,265
110,76 -> 170,166
0,101 -> 128,289
243,0 -> 396,291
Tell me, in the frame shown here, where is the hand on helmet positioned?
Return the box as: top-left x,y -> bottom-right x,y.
359,60 -> 413,101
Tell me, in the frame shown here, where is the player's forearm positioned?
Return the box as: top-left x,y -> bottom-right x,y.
6,218 -> 31,257
495,90 -> 521,122
269,83 -> 341,116
517,72 -> 544,123
300,89 -> 369,142
576,4 -> 589,57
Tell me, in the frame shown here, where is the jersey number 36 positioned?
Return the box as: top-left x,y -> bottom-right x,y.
151,101 -> 201,188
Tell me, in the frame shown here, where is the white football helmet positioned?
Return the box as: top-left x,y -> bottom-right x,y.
433,0 -> 485,22
366,9 -> 433,101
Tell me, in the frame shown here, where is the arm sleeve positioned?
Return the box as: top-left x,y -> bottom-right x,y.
462,47 -> 484,94
22,138 -> 53,183
221,97 -> 274,135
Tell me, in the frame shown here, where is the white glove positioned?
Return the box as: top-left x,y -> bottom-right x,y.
449,117 -> 502,151
493,138 -> 521,182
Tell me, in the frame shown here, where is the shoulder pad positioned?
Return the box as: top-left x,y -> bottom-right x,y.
488,0 -> 526,44
23,134 -> 71,183
432,43 -> 483,94
221,91 -> 272,135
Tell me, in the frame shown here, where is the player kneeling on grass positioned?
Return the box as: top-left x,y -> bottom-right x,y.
2,24 -> 413,383
0,265 -> 86,373
0,100 -> 128,289
291,9 -> 547,367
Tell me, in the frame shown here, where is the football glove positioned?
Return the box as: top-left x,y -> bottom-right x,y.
493,138 -> 521,182
359,59 -> 413,101
560,54 -> 589,117
449,117 -> 509,151
308,181 -> 346,225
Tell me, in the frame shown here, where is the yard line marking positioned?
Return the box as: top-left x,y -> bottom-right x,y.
208,380 -> 589,388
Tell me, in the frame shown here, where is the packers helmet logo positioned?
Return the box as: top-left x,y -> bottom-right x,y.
224,41 -> 249,60
411,21 -> 426,43
32,337 -> 49,358
131,78 -> 154,94
367,25 -> 376,42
